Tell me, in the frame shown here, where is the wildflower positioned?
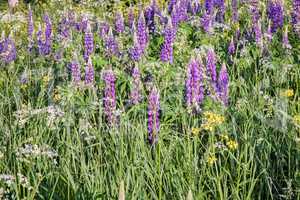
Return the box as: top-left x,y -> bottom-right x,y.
265,21 -> 273,42
254,21 -> 263,49
130,66 -> 142,105
219,134 -> 229,141
228,38 -> 235,55
185,57 -> 204,112
293,115 -> 300,125
282,26 -> 292,49
16,143 -> 58,160
128,6 -> 135,31
201,111 -> 225,131
168,0 -> 177,13
84,22 -> 94,62
104,28 -> 119,57
137,11 -> 148,50
160,19 -> 174,64
148,87 -> 160,145
232,0 -> 239,22
115,11 -> 125,34
206,48 -> 217,84
214,0 -> 225,23
205,0 -> 214,15
249,0 -> 260,26
207,155 -> 217,165
27,6 -> 34,52
103,70 -> 116,125
191,127 -> 200,136
42,75 -> 50,84
189,0 -> 201,15
70,59 -> 81,84
0,174 -> 15,186
292,0 -> 300,35
99,21 -> 110,38
84,57 -> 94,85
0,36 -> 17,63
226,140 -> 238,150
58,14 -> 70,40
145,3 -> 156,33
201,12 -> 213,34
267,0 -> 284,33
217,63 -> 229,106
280,89 -> 294,97
171,4 -> 180,28
129,31 -> 142,62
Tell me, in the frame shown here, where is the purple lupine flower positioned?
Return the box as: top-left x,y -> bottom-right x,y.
0,37 -> 17,63
254,21 -> 263,48
282,26 -> 292,49
201,12 -> 213,33
177,0 -> 188,22
168,0 -> 177,13
232,0 -> 239,22
160,20 -> 175,64
228,38 -> 235,55
84,22 -> 94,62
147,87 -> 160,145
54,49 -> 63,61
145,5 -> 156,33
27,6 -> 34,52
99,21 -> 110,38
171,5 -> 180,28
206,48 -> 217,83
214,0 -> 225,23
58,14 -> 70,39
36,24 -> 44,55
128,7 -> 135,31
36,14 -> 52,56
103,70 -> 116,125
249,0 -> 260,26
115,11 -> 125,34
130,66 -> 142,105
267,0 -> 284,33
84,57 -> 94,85
189,0 -> 201,15
292,0 -> 300,35
70,59 -> 81,84
205,0 -> 214,15
217,63 -> 229,106
265,21 -> 273,42
43,13 -> 52,40
185,57 -> 204,111
129,32 -> 142,62
104,28 -> 119,57
137,11 -> 148,50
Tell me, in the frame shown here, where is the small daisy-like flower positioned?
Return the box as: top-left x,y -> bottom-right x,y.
226,140 -> 238,150
207,155 -> 217,165
280,89 -> 294,97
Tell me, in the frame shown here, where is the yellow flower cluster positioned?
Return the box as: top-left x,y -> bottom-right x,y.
293,115 -> 300,125
207,155 -> 217,165
220,134 -> 238,151
201,111 -> 225,132
191,127 -> 201,136
280,89 -> 294,97
42,75 -> 50,84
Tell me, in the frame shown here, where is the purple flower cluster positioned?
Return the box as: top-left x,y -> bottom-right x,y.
217,63 -> 229,106
292,0 -> 300,34
228,38 -> 235,55
99,22 -> 110,38
84,57 -> 94,85
130,66 -> 142,105
206,48 -> 217,84
267,0 -> 284,33
104,29 -> 119,57
137,12 -> 148,51
58,14 -> 70,40
27,7 -> 34,52
148,87 -> 160,145
254,21 -> 263,48
201,12 -> 213,33
232,0 -> 239,22
70,60 -> 81,84
205,0 -> 214,15
115,11 -> 125,34
36,14 -> 52,56
282,26 -> 292,49
214,0 -> 225,22
168,0 -> 177,13
0,36 -> 17,63
129,32 -> 142,62
145,4 -> 155,33
249,0 -> 260,26
84,22 -> 94,62
160,20 -> 175,64
185,57 -> 204,111
103,70 -> 116,125
128,7 -> 135,31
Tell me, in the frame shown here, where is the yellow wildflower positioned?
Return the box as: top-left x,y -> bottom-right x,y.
191,128 -> 201,136
293,115 -> 300,125
226,140 -> 238,150
220,134 -> 229,141
42,75 -> 50,84
207,155 -> 217,166
280,89 -> 294,97
201,111 -> 225,132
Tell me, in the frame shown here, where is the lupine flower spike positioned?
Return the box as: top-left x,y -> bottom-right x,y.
115,11 -> 125,34
0,34 -> 17,64
104,28 -> 119,57
217,63 -> 229,106
160,19 -> 175,64
130,66 -> 142,105
84,22 -> 94,62
70,55 -> 81,84
129,31 -> 142,62
103,70 -> 117,125
137,11 -> 148,51
84,57 -> 94,85
185,57 -> 204,113
292,0 -> 300,35
148,87 -> 160,145
27,5 -> 34,52
254,20 -> 263,49
267,0 -> 284,33
228,37 -> 235,55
